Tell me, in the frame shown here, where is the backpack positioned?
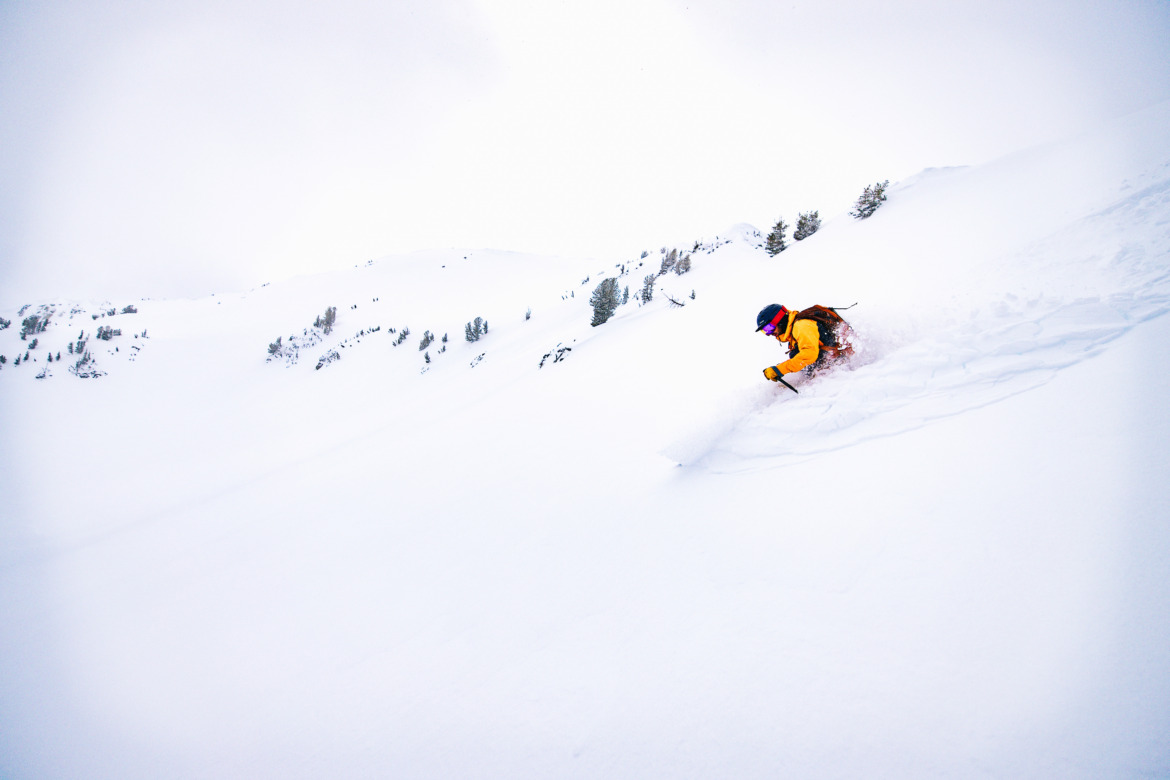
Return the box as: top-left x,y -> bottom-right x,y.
792,305 -> 849,348
786,305 -> 855,366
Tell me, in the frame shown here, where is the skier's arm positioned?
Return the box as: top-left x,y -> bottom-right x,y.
776,319 -> 821,374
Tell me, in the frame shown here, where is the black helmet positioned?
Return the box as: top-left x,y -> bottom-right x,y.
756,303 -> 787,331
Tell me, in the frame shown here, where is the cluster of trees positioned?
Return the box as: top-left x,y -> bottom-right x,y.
69,349 -> 102,378
465,317 -> 489,342
89,306 -> 131,319
659,247 -> 693,276
314,306 -> 337,334
766,211 -> 821,256
315,350 -> 340,370
851,180 -> 889,219
764,181 -> 890,256
20,313 -> 49,339
794,211 -> 821,240
588,245 -> 698,326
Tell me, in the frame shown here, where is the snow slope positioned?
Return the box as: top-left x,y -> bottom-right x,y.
1,102 -> 1169,779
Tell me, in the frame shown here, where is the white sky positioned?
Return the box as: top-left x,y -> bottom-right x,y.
1,0 -> 1168,304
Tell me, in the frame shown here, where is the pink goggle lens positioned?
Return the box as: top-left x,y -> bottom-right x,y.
762,323 -> 777,336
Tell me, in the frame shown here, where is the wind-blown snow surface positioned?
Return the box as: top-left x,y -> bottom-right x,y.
2,102 -> 1169,778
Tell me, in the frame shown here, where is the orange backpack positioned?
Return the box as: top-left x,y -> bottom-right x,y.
789,305 -> 855,364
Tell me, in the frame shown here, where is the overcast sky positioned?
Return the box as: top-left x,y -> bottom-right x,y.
2,0 -> 1168,304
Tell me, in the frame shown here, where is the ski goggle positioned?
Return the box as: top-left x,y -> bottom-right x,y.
760,307 -> 788,336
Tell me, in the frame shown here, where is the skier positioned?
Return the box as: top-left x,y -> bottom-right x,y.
756,303 -> 854,385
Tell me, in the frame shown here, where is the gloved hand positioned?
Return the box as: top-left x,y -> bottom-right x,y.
763,365 -> 783,381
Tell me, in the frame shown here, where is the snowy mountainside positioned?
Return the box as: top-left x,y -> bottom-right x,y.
1,102 -> 1169,780
0,244 -> 714,384
5,100 -> 1167,475
1,101 -> 1167,534
671,102 -> 1170,471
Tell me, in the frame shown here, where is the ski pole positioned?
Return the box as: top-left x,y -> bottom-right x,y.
777,375 -> 799,394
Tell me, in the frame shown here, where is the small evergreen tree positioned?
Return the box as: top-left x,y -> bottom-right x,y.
641,274 -> 657,303
589,277 -> 621,327
765,218 -> 789,255
793,210 -> 821,240
20,315 -> 41,340
418,330 -> 434,351
659,248 -> 678,275
465,317 -> 488,342
314,306 -> 337,334
851,180 -> 889,219
674,254 -> 692,274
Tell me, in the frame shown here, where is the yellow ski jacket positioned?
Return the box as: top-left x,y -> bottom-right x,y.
772,313 -> 822,375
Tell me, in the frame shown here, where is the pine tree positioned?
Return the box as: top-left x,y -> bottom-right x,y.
314,306 -> 337,334
765,217 -> 789,255
850,180 -> 890,219
659,248 -> 679,275
641,274 -> 657,303
465,317 -> 487,342
589,278 -> 621,327
793,211 -> 821,240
